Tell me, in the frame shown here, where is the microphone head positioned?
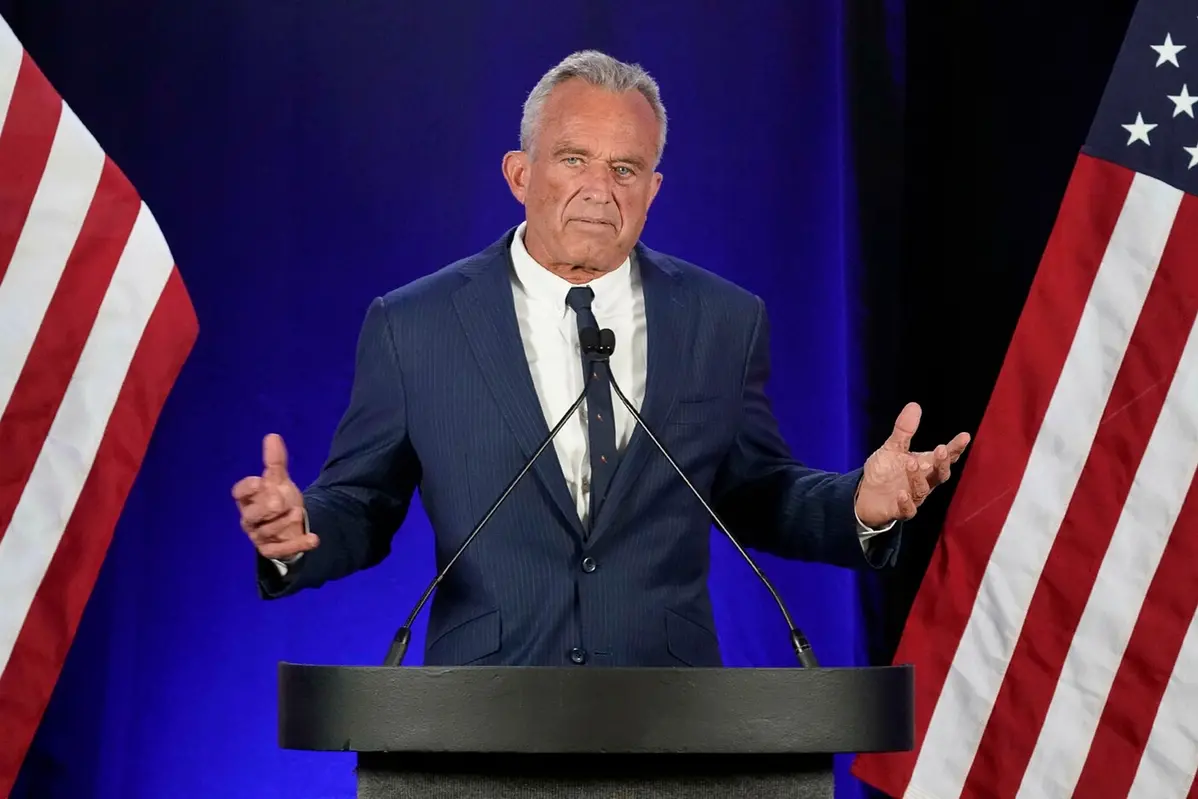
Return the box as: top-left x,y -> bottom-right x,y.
580,327 -> 601,354
598,328 -> 616,356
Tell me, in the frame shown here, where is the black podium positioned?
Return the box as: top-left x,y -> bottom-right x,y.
278,662 -> 913,798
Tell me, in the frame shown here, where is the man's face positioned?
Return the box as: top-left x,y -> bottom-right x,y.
503,78 -> 663,280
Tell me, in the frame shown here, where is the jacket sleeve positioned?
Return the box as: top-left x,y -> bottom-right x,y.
258,297 -> 422,598
709,297 -> 899,570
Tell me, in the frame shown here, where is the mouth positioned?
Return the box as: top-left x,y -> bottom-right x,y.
568,218 -> 616,230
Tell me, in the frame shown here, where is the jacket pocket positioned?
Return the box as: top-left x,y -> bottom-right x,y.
664,607 -> 721,666
425,607 -> 501,665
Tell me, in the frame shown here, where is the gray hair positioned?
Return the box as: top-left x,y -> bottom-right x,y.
519,50 -> 668,165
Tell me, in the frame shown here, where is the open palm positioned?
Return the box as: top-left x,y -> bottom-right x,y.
855,402 -> 971,528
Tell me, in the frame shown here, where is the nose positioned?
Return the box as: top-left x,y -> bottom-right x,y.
577,162 -> 615,204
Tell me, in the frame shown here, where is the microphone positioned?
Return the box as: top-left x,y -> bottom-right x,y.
598,328 -> 821,668
382,327 -> 607,667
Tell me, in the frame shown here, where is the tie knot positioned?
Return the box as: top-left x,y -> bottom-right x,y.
565,286 -> 595,312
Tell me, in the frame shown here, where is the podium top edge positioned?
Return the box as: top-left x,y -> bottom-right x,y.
277,661 -> 914,672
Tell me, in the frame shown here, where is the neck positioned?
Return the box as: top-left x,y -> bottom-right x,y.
521,225 -> 624,284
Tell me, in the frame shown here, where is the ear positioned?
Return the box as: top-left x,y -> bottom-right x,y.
647,171 -> 664,208
502,150 -> 530,204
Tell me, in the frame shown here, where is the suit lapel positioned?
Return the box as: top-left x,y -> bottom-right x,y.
452,235 -> 586,539
590,246 -> 694,543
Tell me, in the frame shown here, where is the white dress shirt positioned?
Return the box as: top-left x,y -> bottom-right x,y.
275,224 -> 888,574
508,222 -> 646,527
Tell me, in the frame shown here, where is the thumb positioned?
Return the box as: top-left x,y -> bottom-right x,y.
885,402 -> 922,452
263,433 -> 289,482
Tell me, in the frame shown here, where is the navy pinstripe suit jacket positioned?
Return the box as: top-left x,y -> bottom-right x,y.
259,228 -> 900,667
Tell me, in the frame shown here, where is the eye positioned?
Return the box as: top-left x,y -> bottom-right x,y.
614,165 -> 633,177
564,156 -> 583,166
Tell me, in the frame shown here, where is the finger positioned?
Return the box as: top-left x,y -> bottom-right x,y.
248,506 -> 305,544
946,432 -> 972,461
241,508 -> 289,535
926,444 -> 952,486
905,459 -> 934,503
263,433 -> 289,483
242,505 -> 287,530
895,489 -> 918,520
885,402 -> 922,452
232,475 -> 262,503
258,533 -> 320,561
248,506 -> 303,541
240,486 -> 288,526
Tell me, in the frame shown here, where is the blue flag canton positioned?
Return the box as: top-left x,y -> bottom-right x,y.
1085,0 -> 1198,196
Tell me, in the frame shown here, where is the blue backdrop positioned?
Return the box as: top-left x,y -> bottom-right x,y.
7,2 -> 894,797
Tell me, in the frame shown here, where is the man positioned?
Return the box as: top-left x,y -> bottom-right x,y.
233,50 -> 969,667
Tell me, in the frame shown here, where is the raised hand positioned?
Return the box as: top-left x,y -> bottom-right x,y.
854,402 -> 971,529
232,433 -> 319,560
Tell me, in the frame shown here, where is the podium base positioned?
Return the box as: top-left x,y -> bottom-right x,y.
357,752 -> 833,798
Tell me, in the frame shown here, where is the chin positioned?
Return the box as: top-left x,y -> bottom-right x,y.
565,225 -> 618,247
562,241 -> 618,269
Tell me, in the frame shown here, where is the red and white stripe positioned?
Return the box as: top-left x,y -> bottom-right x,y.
0,18 -> 197,795
852,152 -> 1198,798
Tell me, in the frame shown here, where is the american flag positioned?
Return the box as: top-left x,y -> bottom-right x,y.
0,16 -> 197,795
852,0 -> 1198,797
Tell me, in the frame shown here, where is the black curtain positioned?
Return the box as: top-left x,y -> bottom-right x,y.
853,0 -> 1140,668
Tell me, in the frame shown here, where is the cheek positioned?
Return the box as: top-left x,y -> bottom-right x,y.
531,177 -> 567,209
614,186 -> 650,216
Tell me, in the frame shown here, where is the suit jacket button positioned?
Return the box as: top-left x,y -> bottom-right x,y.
570,647 -> 586,664
581,557 -> 597,573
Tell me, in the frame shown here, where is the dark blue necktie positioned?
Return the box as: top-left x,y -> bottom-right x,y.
565,286 -> 617,528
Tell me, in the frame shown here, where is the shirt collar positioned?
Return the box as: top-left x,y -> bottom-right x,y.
509,221 -> 636,319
